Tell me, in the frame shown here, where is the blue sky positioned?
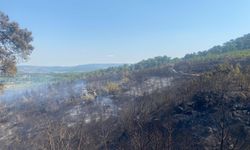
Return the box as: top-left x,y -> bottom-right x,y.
1,0 -> 250,66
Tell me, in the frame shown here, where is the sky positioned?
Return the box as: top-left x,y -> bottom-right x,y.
1,0 -> 250,66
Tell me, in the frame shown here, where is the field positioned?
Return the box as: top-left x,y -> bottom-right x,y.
0,72 -> 84,90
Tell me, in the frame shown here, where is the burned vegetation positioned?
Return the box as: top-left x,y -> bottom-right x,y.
1,11 -> 250,150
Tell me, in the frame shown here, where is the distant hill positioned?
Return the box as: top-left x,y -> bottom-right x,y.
86,34 -> 250,78
17,64 -> 123,73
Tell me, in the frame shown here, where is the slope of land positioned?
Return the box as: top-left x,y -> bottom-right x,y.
1,34 -> 250,149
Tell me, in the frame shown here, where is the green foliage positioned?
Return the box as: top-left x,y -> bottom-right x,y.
132,56 -> 178,70
184,34 -> 250,61
86,34 -> 250,81
85,56 -> 179,80
184,49 -> 250,62
0,11 -> 34,75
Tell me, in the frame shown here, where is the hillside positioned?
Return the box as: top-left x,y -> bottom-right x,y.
1,34 -> 250,149
81,34 -> 250,149
83,34 -> 250,82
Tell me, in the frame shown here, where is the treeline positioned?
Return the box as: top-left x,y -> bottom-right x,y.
85,56 -> 178,80
86,34 -> 250,81
184,33 -> 250,61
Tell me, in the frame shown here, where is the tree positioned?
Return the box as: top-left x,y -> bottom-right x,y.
0,11 -> 33,75
0,11 -> 33,89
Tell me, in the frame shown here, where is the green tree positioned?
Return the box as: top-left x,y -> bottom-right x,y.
0,11 -> 33,75
0,11 -> 33,89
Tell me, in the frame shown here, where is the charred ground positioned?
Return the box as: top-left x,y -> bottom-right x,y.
1,34 -> 250,149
